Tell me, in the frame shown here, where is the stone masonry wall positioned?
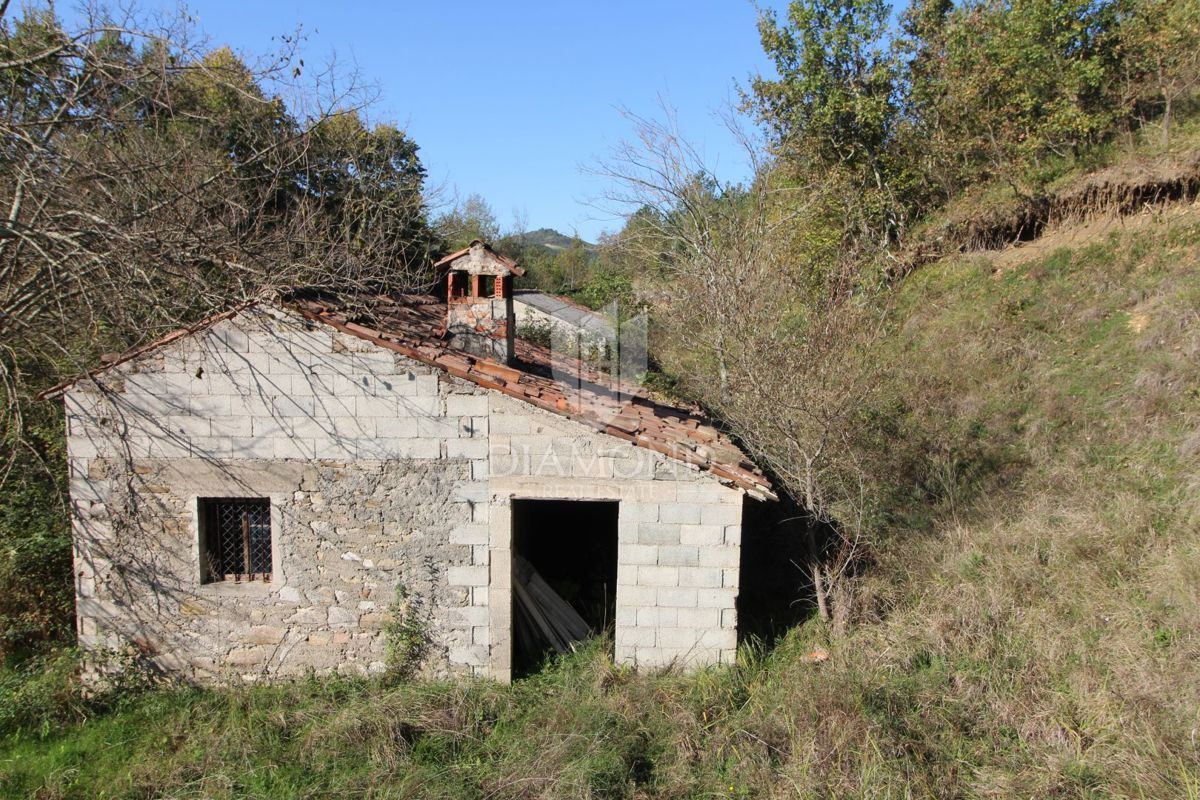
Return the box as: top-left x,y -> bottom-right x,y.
64,304 -> 746,682
66,307 -> 486,681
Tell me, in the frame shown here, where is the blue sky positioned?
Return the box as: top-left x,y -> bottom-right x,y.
105,2 -> 787,242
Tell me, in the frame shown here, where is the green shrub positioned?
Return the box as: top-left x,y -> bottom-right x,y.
0,408 -> 73,664
0,650 -> 87,738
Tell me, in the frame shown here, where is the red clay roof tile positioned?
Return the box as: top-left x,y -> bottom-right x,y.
40,291 -> 775,500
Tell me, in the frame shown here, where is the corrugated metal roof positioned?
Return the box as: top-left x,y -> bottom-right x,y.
513,291 -> 613,336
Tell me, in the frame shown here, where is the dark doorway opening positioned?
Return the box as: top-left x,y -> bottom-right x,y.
737,493 -> 819,647
511,499 -> 619,677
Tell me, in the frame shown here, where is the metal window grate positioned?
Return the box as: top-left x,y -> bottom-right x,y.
202,498 -> 271,582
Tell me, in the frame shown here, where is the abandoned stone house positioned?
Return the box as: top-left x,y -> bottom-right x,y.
43,241 -> 777,682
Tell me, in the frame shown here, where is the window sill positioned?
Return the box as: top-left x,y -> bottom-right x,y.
198,580 -> 274,598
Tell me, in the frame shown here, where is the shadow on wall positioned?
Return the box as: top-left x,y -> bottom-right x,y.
68,310 -> 475,680
737,493 -> 821,647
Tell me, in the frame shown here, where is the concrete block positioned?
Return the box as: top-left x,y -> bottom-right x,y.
659,504 -> 701,524
273,436 -> 316,460
701,629 -> 738,650
632,504 -> 660,523
413,374 -> 440,396
679,567 -> 724,588
450,525 -> 489,545
657,546 -> 699,567
618,584 -> 658,606
618,544 -> 658,566
679,525 -> 725,547
448,645 -> 487,667
701,504 -> 743,526
677,607 -> 721,628
330,415 -> 376,439
206,323 -> 252,352
147,437 -> 190,459
637,565 -> 679,587
376,417 -> 418,438
696,588 -> 736,608
633,481 -> 678,504
454,482 -> 488,503
572,454 -> 615,479
657,587 -> 698,607
617,564 -> 639,585
658,627 -> 701,649
637,523 -> 679,545
699,547 -> 739,568
450,606 -> 489,627
186,395 -> 233,417
636,606 -> 676,627
397,396 -> 442,416
227,437 -> 275,459
448,565 -> 488,587
413,417 -> 460,439
163,415 -> 212,438
354,395 -> 399,417
191,437 -> 229,457
490,413 -> 534,435
621,626 -> 657,647
446,439 -> 489,459
446,395 -> 489,416
286,373 -> 322,396
361,438 -> 440,460
208,416 -> 253,437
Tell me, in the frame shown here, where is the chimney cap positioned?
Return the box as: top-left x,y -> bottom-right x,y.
433,240 -> 525,276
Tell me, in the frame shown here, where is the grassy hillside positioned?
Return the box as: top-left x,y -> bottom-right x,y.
517,228 -> 595,253
4,197 -> 1200,798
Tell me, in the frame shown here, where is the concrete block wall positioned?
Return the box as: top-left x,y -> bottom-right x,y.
486,394 -> 743,675
64,305 -> 747,682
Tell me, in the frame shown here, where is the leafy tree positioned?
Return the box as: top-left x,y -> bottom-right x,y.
1119,0 -> 1200,147
749,0 -> 908,250
435,193 -> 501,250
750,0 -> 897,183
895,0 -> 1128,193
306,115 -> 440,285
0,4 -> 440,656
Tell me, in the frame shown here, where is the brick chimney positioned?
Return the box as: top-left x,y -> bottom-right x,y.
434,240 -> 524,364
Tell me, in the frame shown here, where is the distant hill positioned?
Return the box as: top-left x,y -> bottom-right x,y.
514,228 -> 594,253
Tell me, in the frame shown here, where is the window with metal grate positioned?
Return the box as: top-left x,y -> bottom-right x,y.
200,498 -> 271,582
